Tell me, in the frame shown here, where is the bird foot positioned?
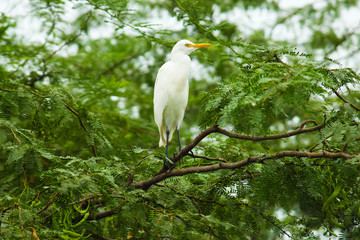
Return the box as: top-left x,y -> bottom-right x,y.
163,156 -> 174,168
188,150 -> 196,161
174,151 -> 184,168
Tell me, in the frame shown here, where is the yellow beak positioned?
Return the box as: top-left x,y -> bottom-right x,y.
188,43 -> 212,48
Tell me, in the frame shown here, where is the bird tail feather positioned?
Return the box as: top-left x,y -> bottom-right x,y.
159,136 -> 166,147
159,123 -> 167,147
159,124 -> 175,147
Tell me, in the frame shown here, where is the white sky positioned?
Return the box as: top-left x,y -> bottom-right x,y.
2,0 -> 359,73
1,0 -> 359,68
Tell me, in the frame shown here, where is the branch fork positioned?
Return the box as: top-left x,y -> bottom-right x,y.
130,117 -> 350,190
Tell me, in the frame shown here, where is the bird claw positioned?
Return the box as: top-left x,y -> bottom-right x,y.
164,156 -> 174,166
174,151 -> 183,168
189,150 -> 195,161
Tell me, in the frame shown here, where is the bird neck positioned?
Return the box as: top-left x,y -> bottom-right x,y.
170,52 -> 190,64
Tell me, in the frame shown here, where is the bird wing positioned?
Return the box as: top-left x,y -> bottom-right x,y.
154,62 -> 171,146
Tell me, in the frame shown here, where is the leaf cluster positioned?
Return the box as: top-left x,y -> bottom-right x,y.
2,0 -> 360,239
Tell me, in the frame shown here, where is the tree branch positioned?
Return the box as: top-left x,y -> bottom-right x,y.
190,197 -> 203,214
238,202 -> 294,239
214,119 -> 324,141
332,88 -> 360,112
157,118 -> 325,174
91,234 -> 117,240
72,198 -> 126,224
132,150 -> 354,190
36,191 -> 60,215
188,154 -> 227,163
325,22 -> 360,57
42,12 -> 92,63
25,12 -> 93,88
86,209 -> 117,221
10,128 -> 22,144
63,102 -> 98,157
155,184 -> 225,207
99,50 -> 147,76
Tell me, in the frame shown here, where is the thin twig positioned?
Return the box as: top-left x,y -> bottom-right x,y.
10,128 -> 21,144
36,192 -> 60,215
238,202 -> 294,239
156,184 -> 225,207
185,194 -> 224,207
325,22 -> 360,57
91,234 -> 117,240
190,198 -> 202,214
63,102 -> 98,157
309,133 -> 334,152
332,88 -> 360,112
298,120 -> 318,129
42,12 -> 92,63
31,188 -> 49,203
68,194 -> 102,206
173,0 -> 239,55
99,50 -> 147,76
188,154 -> 227,163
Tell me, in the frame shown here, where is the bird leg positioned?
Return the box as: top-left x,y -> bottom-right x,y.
165,129 -> 169,158
164,129 -> 173,166
176,128 -> 183,165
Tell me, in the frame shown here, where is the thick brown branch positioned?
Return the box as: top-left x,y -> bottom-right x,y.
156,124 -> 220,174
133,151 -> 354,190
157,118 -> 325,174
332,88 -> 360,112
72,206 -> 122,224
214,120 -> 324,141
87,209 -> 117,221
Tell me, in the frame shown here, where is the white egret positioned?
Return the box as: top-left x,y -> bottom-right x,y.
153,39 -> 212,160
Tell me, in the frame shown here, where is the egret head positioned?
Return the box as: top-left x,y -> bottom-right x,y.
171,39 -> 212,56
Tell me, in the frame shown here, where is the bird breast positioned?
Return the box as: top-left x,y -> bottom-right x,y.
170,55 -> 190,87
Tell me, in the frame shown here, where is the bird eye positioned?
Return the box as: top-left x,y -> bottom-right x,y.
185,43 -> 190,47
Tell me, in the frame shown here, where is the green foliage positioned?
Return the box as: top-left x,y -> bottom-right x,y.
1,0 -> 360,239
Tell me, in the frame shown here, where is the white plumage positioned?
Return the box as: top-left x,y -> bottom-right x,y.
153,39 -> 212,157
